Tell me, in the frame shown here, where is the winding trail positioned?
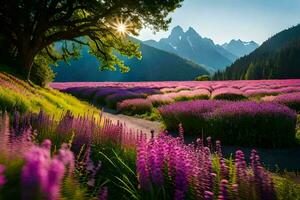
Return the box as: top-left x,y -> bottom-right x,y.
101,107 -> 163,136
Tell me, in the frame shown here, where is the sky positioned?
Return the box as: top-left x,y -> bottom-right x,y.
137,0 -> 300,45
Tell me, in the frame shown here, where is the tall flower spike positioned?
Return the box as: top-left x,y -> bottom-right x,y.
218,179 -> 229,200
44,159 -> 65,200
207,137 -> 212,150
174,149 -> 188,200
215,140 -> 222,157
21,146 -> 51,200
178,123 -> 184,140
0,164 -> 6,186
21,140 -> 71,200
99,186 -> 108,200
136,139 -> 150,190
204,191 -> 214,200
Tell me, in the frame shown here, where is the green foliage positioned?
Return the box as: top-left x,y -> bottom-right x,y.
137,110 -> 161,121
105,94 -> 145,109
274,174 -> 300,200
0,87 -> 30,113
195,75 -> 210,81
174,95 -> 210,102
62,176 -> 91,200
91,141 -> 138,200
30,63 -> 55,87
117,102 -> 153,115
212,93 -> 247,101
0,157 -> 24,200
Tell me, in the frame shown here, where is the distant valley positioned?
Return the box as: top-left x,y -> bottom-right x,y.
53,39 -> 209,82
54,26 -> 259,82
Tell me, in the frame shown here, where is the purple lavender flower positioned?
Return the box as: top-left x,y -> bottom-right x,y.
220,159 -> 228,179
274,92 -> 300,112
44,159 -> 65,200
41,139 -> 51,149
0,165 -> 6,186
204,191 -> 214,200
250,149 -> 276,200
128,87 -> 160,95
98,186 -> 108,200
174,151 -> 188,200
147,94 -> 174,106
21,145 -> 51,200
93,87 -> 122,105
136,139 -> 150,190
55,144 -> 75,174
21,140 -> 73,200
215,140 -> 222,157
106,91 -> 145,109
158,100 -> 225,132
160,100 -> 297,147
212,87 -> 246,100
117,98 -> 153,115
85,147 -> 101,187
218,179 -> 228,200
178,123 -> 184,140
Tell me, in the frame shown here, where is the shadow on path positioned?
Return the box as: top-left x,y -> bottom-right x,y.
101,106 -> 163,137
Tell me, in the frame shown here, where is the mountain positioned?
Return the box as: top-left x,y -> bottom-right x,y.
214,24 -> 300,80
53,40 -> 209,82
215,44 -> 238,63
222,40 -> 259,57
144,26 -> 239,71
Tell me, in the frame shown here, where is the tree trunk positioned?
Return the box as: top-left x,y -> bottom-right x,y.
19,52 -> 35,81
16,34 -> 39,81
25,55 -> 34,81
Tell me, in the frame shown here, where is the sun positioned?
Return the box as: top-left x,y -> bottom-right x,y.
110,18 -> 130,36
117,23 -> 127,34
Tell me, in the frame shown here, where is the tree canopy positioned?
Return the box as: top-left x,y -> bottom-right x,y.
0,0 -> 183,82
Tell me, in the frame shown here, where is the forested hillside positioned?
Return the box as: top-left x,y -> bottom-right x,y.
214,24 -> 300,80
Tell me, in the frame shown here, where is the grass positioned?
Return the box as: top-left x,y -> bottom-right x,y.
132,109 -> 161,121
273,173 -> 300,199
0,72 -> 99,117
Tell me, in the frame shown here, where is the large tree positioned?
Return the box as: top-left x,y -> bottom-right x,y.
0,0 -> 183,81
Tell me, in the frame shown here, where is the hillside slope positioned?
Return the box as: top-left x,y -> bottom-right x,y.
0,72 -> 98,116
214,24 -> 300,80
53,39 -> 209,82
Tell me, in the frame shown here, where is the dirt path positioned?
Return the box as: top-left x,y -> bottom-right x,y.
101,107 -> 163,136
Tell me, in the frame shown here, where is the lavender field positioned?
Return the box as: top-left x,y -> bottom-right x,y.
52,80 -> 300,148
1,0 -> 300,199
